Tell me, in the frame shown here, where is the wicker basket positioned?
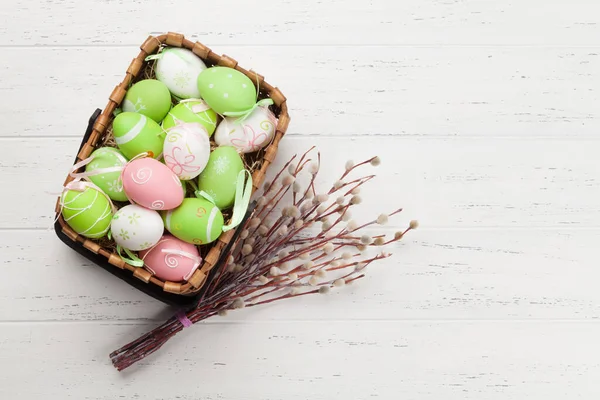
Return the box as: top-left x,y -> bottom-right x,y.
54,32 -> 290,306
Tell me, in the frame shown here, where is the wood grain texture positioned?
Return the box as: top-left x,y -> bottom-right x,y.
2,0 -> 600,46
2,0 -> 600,395
2,47 -> 599,138
1,321 -> 600,399
1,229 -> 598,322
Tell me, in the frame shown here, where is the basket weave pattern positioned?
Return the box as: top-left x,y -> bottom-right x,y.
55,32 -> 290,295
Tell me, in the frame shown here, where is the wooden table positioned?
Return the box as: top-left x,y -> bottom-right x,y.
1,0 -> 599,398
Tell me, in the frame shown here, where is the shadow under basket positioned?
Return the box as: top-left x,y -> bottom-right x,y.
53,32 -> 290,307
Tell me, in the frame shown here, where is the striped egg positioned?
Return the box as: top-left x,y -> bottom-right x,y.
112,112 -> 165,160
85,147 -> 128,202
61,187 -> 113,239
121,157 -> 184,211
162,198 -> 224,245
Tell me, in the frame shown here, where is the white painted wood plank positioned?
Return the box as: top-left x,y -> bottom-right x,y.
2,0 -> 600,46
1,321 -> 599,399
4,47 -> 599,138
3,136 -> 599,229
2,228 -> 598,321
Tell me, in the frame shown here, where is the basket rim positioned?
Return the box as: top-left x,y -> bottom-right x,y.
55,32 -> 290,297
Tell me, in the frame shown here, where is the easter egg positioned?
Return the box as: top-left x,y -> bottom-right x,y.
163,123 -> 211,181
163,198 -> 224,245
155,47 -> 207,99
122,157 -> 184,210
61,187 -> 113,239
162,100 -> 218,136
122,79 -> 172,123
197,67 -> 256,115
140,234 -> 202,282
112,112 -> 166,160
111,204 -> 163,251
197,146 -> 245,210
214,106 -> 277,153
85,147 -> 128,202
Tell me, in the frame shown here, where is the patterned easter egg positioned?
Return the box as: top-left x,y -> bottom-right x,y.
163,123 -> 211,181
197,67 -> 256,115
122,157 -> 184,210
112,112 -> 166,160
140,234 -> 202,282
163,198 -> 224,245
111,204 -> 164,251
122,79 -> 172,123
162,100 -> 218,136
214,106 -> 277,153
85,147 -> 128,202
61,187 -> 113,239
197,146 -> 245,210
155,47 -> 207,99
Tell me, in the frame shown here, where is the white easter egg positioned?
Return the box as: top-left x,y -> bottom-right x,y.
163,122 -> 211,180
155,48 -> 207,99
110,204 -> 164,251
214,106 -> 277,153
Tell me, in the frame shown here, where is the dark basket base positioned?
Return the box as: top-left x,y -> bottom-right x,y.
54,110 -> 253,307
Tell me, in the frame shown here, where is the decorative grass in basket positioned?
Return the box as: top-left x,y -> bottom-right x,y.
54,32 -> 289,306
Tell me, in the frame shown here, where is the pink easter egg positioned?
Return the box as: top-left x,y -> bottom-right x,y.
122,157 -> 184,210
139,234 -> 202,282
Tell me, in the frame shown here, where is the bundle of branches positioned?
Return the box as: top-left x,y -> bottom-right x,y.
110,147 -> 417,371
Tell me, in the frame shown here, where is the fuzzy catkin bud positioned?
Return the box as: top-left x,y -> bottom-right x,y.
277,225 -> 288,236
330,260 -> 340,268
321,220 -> 332,231
309,162 -> 319,174
289,206 -> 300,218
300,203 -> 312,213
232,298 -> 245,309
377,214 -> 389,225
333,279 -> 346,287
302,260 -> 314,269
336,196 -> 345,205
278,249 -> 289,259
357,244 -> 367,251
394,232 -> 403,240
241,244 -> 253,255
218,309 -> 228,317
258,225 -> 269,236
347,220 -> 358,231
355,262 -> 367,271
282,175 -> 295,187
287,163 -> 296,175
293,181 -> 302,193
318,286 -> 330,294
294,219 -> 304,229
322,243 -> 334,254
290,286 -> 301,295
308,276 -> 319,286
263,181 -> 271,191
227,255 -> 235,265
325,231 -> 336,239
234,263 -> 245,273
249,217 -> 261,228
306,190 -> 314,200
299,253 -> 310,261
244,254 -> 256,263
350,195 -> 362,205
289,272 -> 298,280
351,187 -> 361,195
374,237 -> 385,246
334,180 -> 344,190
240,230 -> 249,240
279,262 -> 291,272
342,252 -> 352,260
342,211 -> 352,222
317,194 -> 329,203
269,266 -> 280,276
256,196 -> 267,207
246,237 -> 256,246
345,160 -> 355,171
258,275 -> 270,284
315,269 -> 326,278
370,156 -> 381,166
409,220 -> 419,230
360,235 -> 372,245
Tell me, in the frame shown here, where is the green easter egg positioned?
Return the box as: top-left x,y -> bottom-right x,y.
61,187 -> 113,238
162,101 -> 218,136
122,79 -> 172,122
85,147 -> 128,202
197,146 -> 244,210
163,198 -> 224,245
197,67 -> 256,115
112,112 -> 166,160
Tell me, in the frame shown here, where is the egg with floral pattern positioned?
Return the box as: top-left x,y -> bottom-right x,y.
155,47 -> 207,99
85,147 -> 128,202
140,234 -> 202,282
111,205 -> 164,251
197,146 -> 245,210
163,122 -> 211,180
214,106 -> 277,153
121,157 -> 184,210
